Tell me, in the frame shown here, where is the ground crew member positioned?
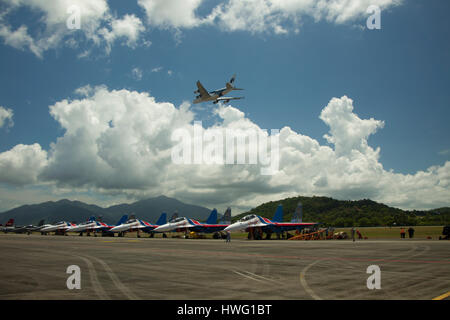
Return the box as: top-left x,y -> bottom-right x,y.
400,228 -> 406,239
356,229 -> 362,239
226,231 -> 231,243
408,227 -> 415,238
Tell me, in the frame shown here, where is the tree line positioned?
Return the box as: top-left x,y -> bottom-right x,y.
233,196 -> 450,227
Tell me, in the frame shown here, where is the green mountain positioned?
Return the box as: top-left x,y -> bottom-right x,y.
233,196 -> 450,227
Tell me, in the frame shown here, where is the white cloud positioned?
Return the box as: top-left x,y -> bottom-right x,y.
151,66 -> 163,73
137,0 -> 209,29
99,14 -> 146,53
0,144 -> 48,185
211,0 -> 402,34
0,0 -> 145,57
131,67 -> 143,81
137,0 -> 402,34
0,0 -> 404,55
0,106 -> 14,129
0,87 -> 447,211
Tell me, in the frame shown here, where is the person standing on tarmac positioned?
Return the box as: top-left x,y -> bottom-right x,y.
226,231 -> 231,243
400,228 -> 406,239
351,227 -> 355,242
408,227 -> 415,238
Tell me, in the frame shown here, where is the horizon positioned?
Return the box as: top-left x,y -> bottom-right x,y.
1,194 -> 448,218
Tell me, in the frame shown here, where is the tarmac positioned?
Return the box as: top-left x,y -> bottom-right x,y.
0,233 -> 449,300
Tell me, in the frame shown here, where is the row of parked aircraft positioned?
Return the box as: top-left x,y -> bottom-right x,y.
0,203 -> 319,239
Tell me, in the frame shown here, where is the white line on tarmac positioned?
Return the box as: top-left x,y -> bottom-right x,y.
299,260 -> 322,300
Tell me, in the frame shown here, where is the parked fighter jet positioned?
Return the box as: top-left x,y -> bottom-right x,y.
193,74 -> 244,104
67,215 -> 128,236
1,218 -> 15,233
109,213 -> 167,237
8,219 -> 46,234
40,221 -> 76,235
224,203 -> 318,239
153,208 -> 230,234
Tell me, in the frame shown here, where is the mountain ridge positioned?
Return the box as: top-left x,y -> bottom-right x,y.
0,195 -> 212,225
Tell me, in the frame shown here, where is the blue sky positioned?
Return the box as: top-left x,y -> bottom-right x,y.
0,0 -> 449,213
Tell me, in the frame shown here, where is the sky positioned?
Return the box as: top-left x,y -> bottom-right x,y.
0,0 -> 449,214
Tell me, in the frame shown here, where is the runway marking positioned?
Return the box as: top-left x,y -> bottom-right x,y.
234,269 -> 282,284
232,270 -> 266,283
299,260 -> 322,300
432,291 -> 450,300
90,256 -> 140,300
76,255 -> 110,299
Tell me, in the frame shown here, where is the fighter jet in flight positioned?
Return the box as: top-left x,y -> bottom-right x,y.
193,74 -> 244,104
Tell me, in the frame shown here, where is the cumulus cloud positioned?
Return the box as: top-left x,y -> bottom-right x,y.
0,106 -> 14,129
0,144 -> 48,185
0,0 -> 404,55
99,14 -> 146,54
0,0 -> 145,57
0,86 -> 447,211
137,0 -> 209,29
137,0 -> 402,34
212,0 -> 403,34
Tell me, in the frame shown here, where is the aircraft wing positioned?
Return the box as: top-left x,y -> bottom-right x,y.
189,224 -> 230,233
196,81 -> 210,98
216,96 -> 243,101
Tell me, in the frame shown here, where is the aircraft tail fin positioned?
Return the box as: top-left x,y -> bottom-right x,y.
38,219 -> 45,226
220,207 -> 232,224
116,214 -> 128,226
88,216 -> 96,222
291,202 -> 303,223
156,212 -> 167,226
206,209 -> 218,225
170,211 -> 178,221
272,205 -> 283,222
5,219 -> 14,227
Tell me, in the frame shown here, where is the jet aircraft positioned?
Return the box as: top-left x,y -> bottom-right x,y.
40,221 -> 77,235
109,213 -> 167,237
1,218 -> 15,233
193,74 -> 244,104
8,219 -> 46,234
67,214 -> 128,236
153,208 -> 231,234
224,203 -> 318,239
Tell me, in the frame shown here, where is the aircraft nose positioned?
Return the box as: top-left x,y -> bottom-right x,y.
154,225 -> 167,232
224,224 -> 239,232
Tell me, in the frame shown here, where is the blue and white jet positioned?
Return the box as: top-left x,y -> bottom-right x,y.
153,208 -> 231,234
109,213 -> 167,237
224,203 -> 318,237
